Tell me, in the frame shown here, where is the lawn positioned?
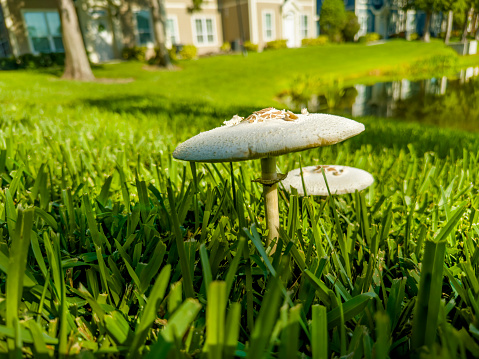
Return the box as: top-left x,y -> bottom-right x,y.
1,40 -> 479,358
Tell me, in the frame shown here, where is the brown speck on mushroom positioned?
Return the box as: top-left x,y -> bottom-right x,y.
284,111 -> 299,121
313,165 -> 343,176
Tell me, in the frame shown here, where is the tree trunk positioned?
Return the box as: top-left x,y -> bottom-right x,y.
58,0 -> 94,80
471,12 -> 478,36
473,12 -> 479,40
461,8 -> 471,43
445,10 -> 453,44
422,11 -> 432,42
149,0 -> 172,68
106,1 -> 120,59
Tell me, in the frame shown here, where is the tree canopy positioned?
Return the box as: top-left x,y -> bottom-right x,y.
320,0 -> 347,41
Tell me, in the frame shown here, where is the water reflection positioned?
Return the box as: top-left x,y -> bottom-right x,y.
284,67 -> 479,131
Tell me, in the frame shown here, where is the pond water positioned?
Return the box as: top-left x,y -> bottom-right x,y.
283,67 -> 479,132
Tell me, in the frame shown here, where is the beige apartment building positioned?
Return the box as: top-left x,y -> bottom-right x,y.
220,0 -> 316,50
0,0 -> 223,62
0,0 -> 315,62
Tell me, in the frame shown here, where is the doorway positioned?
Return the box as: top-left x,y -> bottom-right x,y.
283,12 -> 295,47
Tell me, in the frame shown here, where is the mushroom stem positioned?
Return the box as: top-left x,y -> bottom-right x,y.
261,156 -> 280,246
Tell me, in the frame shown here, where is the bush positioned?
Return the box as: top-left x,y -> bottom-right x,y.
243,41 -> 258,52
409,32 -> 419,41
168,46 -> 178,62
178,44 -> 197,60
358,32 -> 382,43
265,39 -> 288,50
302,36 -> 329,46
320,0 -> 347,42
0,56 -> 18,70
0,53 -> 65,70
122,46 -> 147,62
220,42 -> 231,52
342,11 -> 360,42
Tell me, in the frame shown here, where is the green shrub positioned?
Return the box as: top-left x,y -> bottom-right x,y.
0,56 -> 17,70
243,41 -> 258,52
220,42 -> 232,52
301,35 -> 329,46
178,44 -> 197,60
342,11 -> 360,41
168,46 -> 178,62
0,53 -> 65,70
265,39 -> 288,50
409,32 -> 419,41
121,46 -> 147,61
358,32 -> 382,43
320,0 -> 347,42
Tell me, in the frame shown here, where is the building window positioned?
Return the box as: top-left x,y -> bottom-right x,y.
300,15 -> 308,38
263,12 -> 274,40
23,11 -> 63,53
135,10 -> 153,46
194,17 -> 215,45
166,18 -> 179,46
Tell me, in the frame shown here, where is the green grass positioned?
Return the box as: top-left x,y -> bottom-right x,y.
0,40 -> 479,358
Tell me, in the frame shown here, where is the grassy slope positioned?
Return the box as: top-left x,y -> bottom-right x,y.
2,39 -> 477,110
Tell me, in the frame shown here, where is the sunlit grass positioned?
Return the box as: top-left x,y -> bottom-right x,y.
0,40 -> 479,357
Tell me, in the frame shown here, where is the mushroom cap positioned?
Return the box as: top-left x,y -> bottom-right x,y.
281,165 -> 374,196
173,108 -> 365,163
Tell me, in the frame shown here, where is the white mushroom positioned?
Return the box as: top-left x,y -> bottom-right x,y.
282,165 -> 374,196
173,108 -> 365,245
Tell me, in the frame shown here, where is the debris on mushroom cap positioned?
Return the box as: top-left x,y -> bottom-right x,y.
173,112 -> 365,163
301,108 -> 309,115
281,165 -> 374,196
223,115 -> 244,127
243,107 -> 287,123
223,107 -> 301,126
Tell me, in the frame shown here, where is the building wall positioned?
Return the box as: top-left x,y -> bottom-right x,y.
297,0 -> 316,38
4,0 -> 223,60
256,2 -> 281,48
168,0 -> 223,54
220,0 -> 250,46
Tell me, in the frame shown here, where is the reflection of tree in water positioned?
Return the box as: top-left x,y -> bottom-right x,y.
281,73 -> 479,132
279,75 -> 359,113
394,78 -> 479,131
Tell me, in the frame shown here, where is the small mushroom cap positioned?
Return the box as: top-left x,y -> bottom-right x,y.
282,165 -> 374,196
173,109 -> 365,163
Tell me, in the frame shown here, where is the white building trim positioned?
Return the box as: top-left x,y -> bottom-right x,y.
250,0 -> 259,44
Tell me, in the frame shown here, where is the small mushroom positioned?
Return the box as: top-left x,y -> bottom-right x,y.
281,165 -> 374,196
173,108 -> 365,245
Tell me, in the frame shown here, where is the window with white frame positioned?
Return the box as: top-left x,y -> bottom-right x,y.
263,12 -> 274,41
300,15 -> 308,38
194,17 -> 215,45
134,10 -> 153,46
166,18 -> 179,46
23,11 -> 63,53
